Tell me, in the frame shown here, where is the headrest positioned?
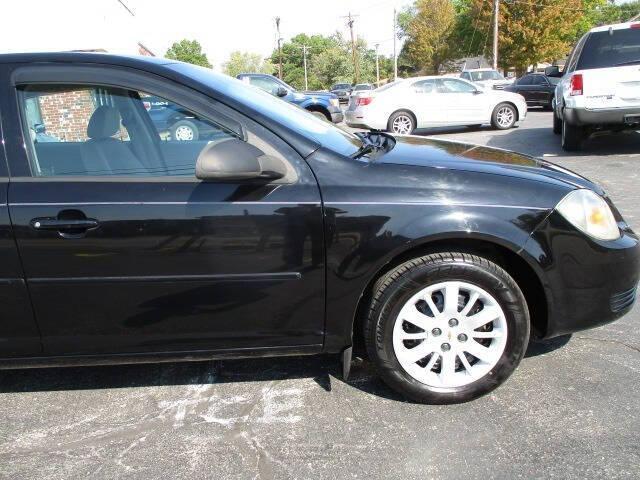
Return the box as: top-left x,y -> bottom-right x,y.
87,106 -> 121,139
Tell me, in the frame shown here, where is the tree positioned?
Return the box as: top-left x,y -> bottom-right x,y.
466,0 -> 588,75
267,32 -> 389,89
165,39 -> 212,68
222,51 -> 274,77
400,0 -> 457,74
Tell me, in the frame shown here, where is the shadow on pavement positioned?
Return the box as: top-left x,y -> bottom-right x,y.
0,334 -> 573,400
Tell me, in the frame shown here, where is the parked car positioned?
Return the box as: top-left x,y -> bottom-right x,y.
0,52 -> 637,404
142,95 -> 223,141
460,68 -> 513,90
345,76 -> 527,134
548,21 -> 640,151
330,82 -> 353,104
237,73 -> 343,123
504,73 -> 559,109
350,83 -> 374,96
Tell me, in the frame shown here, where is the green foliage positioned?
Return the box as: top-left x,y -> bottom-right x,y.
222,51 -> 274,77
399,0 -> 457,75
269,32 -> 392,89
165,39 -> 212,68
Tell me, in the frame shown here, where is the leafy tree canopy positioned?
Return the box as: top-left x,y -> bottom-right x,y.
165,39 -> 212,68
222,51 -> 274,77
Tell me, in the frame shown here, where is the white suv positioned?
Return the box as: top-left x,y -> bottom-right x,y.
550,21 -> 640,150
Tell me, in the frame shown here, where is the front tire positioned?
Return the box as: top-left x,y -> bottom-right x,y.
388,111 -> 416,135
310,110 -> 330,121
364,252 -> 530,404
491,103 -> 517,130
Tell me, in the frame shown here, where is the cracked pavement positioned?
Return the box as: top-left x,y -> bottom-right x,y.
1,111 -> 639,479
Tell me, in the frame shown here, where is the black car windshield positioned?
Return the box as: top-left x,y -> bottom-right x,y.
578,27 -> 640,69
171,63 -> 361,156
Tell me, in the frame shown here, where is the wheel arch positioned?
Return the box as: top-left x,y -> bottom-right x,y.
350,236 -> 548,355
304,104 -> 331,120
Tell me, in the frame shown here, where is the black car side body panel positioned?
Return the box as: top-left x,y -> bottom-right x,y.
0,66 -> 41,356
305,145 -> 573,351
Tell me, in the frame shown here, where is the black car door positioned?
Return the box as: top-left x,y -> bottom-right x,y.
514,75 -> 535,102
3,64 -> 325,356
0,73 -> 41,357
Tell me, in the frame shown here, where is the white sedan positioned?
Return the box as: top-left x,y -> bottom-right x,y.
345,76 -> 527,134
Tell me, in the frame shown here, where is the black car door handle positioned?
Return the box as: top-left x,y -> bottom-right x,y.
31,218 -> 99,231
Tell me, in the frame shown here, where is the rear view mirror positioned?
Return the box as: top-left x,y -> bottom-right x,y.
276,86 -> 288,97
195,139 -> 286,181
545,65 -> 563,77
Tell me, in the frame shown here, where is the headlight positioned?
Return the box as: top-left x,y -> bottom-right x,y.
556,189 -> 620,241
330,98 -> 340,108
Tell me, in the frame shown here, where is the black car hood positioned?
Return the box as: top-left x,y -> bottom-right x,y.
378,136 -> 602,194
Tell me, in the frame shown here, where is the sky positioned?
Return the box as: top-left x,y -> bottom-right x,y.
0,0 -> 414,70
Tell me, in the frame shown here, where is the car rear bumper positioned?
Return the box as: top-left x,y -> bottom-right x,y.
345,109 -> 375,129
564,106 -> 640,126
524,211 -> 640,339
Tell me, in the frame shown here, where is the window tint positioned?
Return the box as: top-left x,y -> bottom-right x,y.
518,75 -> 533,86
246,76 -> 282,95
461,72 -> 471,80
577,28 -> 640,70
412,79 -> 436,93
530,75 -> 546,86
566,34 -> 588,73
438,79 -> 477,93
19,84 -> 236,177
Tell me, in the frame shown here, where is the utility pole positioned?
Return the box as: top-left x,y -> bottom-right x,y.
492,0 -> 499,70
302,44 -> 308,90
275,17 -> 283,79
343,12 -> 360,84
393,7 -> 398,81
374,43 -> 380,85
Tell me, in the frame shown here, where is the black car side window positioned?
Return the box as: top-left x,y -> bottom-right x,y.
18,84 -> 236,177
518,75 -> 533,86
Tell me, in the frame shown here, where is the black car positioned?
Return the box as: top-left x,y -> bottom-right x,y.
505,73 -> 559,109
330,82 -> 353,104
0,53 -> 637,404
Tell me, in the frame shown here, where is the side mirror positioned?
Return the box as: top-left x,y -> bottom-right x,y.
473,89 -> 484,95
34,123 -> 46,134
195,139 -> 286,182
545,65 -> 563,78
276,86 -> 288,97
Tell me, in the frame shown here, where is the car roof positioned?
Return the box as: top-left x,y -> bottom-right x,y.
0,51 -> 176,67
461,68 -> 496,72
590,21 -> 640,33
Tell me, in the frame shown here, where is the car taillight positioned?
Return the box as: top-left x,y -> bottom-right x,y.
357,96 -> 373,106
570,74 -> 583,96
631,23 -> 640,29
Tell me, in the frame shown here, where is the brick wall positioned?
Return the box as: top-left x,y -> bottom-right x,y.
39,89 -> 96,142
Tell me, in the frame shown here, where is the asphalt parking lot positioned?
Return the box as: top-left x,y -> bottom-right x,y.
1,110 -> 639,480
